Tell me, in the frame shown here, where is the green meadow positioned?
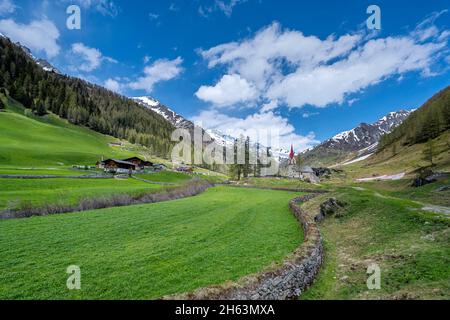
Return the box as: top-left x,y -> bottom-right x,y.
0,178 -> 164,210
135,171 -> 194,184
0,187 -> 302,299
301,186 -> 450,300
0,98 -> 133,169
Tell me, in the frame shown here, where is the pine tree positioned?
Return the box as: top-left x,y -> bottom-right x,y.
423,139 -> 437,166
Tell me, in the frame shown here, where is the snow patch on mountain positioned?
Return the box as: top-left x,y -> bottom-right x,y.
302,109 -> 412,166
6,37 -> 61,74
133,96 -> 193,129
324,110 -> 412,152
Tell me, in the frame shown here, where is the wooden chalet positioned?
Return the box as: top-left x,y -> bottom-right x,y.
98,159 -> 136,173
122,157 -> 154,169
97,157 -> 155,173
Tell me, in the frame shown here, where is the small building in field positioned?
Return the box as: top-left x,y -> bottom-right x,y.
99,159 -> 136,174
97,156 -> 162,174
122,157 -> 154,169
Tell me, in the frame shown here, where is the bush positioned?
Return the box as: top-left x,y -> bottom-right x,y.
24,109 -> 34,118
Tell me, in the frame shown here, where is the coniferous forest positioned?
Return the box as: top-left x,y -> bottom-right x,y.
0,37 -> 175,157
379,86 -> 450,150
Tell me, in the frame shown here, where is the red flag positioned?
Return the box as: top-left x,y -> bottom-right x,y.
289,144 -> 295,159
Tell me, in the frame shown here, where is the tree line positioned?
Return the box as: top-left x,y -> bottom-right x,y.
379,86 -> 450,151
0,37 -> 175,157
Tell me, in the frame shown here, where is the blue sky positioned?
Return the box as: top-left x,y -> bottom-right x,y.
0,0 -> 449,150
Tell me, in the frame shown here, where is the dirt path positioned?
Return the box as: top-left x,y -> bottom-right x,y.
356,172 -> 405,182
352,186 -> 450,218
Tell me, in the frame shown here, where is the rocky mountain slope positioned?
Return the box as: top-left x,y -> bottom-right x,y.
301,110 -> 412,167
1,34 -> 61,74
133,96 -> 194,131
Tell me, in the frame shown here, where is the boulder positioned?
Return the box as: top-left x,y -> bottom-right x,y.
315,198 -> 346,221
411,169 -> 450,187
434,185 -> 450,192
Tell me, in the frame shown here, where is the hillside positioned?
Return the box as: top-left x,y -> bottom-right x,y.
0,36 -> 175,157
340,87 -> 450,179
301,110 -> 412,167
379,86 -> 450,150
0,95 -> 135,168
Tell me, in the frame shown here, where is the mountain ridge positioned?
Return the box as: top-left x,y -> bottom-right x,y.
301,109 -> 413,167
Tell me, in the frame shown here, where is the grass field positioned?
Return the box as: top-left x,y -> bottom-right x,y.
0,168 -> 91,176
135,171 -> 193,184
357,178 -> 450,207
0,187 -> 302,299
0,97 -> 133,169
0,178 -> 163,210
342,131 -> 450,180
235,177 -> 325,190
301,185 -> 449,300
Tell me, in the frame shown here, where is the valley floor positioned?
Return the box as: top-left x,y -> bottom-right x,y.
0,187 -> 302,299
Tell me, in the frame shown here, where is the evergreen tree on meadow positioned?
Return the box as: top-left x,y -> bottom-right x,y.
423,139 -> 437,166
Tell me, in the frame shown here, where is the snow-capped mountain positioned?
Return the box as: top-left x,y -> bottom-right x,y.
205,129 -> 236,147
134,96 -> 290,160
206,129 -> 290,160
35,58 -> 60,73
133,96 -> 194,130
17,42 -> 60,74
323,110 -> 412,152
0,33 -> 61,74
302,110 -> 412,166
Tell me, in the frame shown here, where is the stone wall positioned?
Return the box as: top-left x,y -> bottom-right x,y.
165,194 -> 324,300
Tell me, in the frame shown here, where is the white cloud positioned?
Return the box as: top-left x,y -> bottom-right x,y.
65,0 -> 119,17
129,57 -> 184,93
215,0 -> 245,17
197,16 -> 449,109
70,42 -> 117,72
143,55 -> 151,64
199,0 -> 245,18
192,109 -> 318,151
104,78 -> 121,93
267,36 -> 446,107
0,18 -> 60,58
169,3 -> 179,12
195,74 -> 257,107
148,12 -> 159,20
302,112 -> 319,119
260,100 -> 278,112
0,0 -> 16,16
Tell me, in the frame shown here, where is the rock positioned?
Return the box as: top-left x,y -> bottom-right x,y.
312,167 -> 332,177
319,198 -> 347,219
412,177 -> 436,187
434,185 -> 450,192
340,276 -> 349,282
412,169 -> 449,188
421,234 -> 435,241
